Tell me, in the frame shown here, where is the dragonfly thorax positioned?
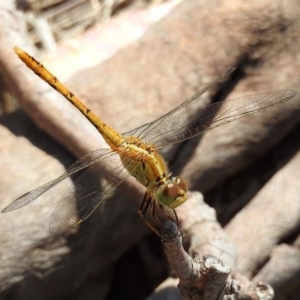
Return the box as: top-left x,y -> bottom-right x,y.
120,137 -> 167,188
120,137 -> 188,208
155,176 -> 188,209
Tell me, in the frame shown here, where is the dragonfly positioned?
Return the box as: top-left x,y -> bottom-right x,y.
1,47 -> 297,235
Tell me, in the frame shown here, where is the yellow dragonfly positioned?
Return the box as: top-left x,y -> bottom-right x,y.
1,47 -> 296,235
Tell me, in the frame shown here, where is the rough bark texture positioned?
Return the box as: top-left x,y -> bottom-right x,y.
1,0 -> 300,299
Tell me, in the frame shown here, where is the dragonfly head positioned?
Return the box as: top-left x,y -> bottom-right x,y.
156,176 -> 188,209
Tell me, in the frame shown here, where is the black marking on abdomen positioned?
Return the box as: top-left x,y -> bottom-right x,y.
31,56 -> 40,65
49,83 -> 57,90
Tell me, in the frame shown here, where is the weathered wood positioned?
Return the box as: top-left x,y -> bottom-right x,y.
1,0 -> 300,299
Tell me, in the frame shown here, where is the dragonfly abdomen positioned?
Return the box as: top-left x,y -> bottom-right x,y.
14,47 -> 125,150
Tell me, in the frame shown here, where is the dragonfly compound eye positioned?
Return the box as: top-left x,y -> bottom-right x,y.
175,176 -> 188,192
156,178 -> 188,209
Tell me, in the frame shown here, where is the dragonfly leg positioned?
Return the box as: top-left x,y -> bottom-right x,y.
139,192 -> 180,237
138,191 -> 152,218
139,192 -> 170,235
150,203 -> 181,238
140,194 -> 165,227
138,193 -> 160,235
157,204 -> 179,225
151,201 -> 162,227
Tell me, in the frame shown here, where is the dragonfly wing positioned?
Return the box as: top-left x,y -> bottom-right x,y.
49,152 -> 135,234
122,70 -> 235,139
139,89 -> 297,147
1,148 -> 113,213
127,70 -> 233,141
122,122 -> 150,137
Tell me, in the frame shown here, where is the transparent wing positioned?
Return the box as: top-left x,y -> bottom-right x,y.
121,70 -> 296,148
122,122 -> 150,138
122,69 -> 234,139
137,89 -> 297,148
1,148 -> 114,212
49,153 -> 139,234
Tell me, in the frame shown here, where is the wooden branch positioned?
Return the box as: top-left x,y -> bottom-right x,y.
158,193 -> 274,299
